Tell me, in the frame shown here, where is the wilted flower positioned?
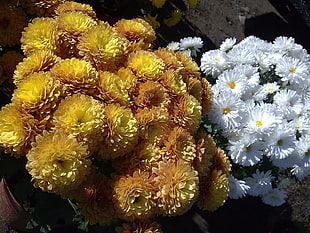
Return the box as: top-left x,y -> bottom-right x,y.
149,0 -> 166,8
164,9 -> 182,27
30,0 -> 66,16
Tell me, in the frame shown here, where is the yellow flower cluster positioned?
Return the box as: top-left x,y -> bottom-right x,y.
0,0 -> 229,228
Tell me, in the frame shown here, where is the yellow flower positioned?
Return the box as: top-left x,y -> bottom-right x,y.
164,9 -> 182,27
112,170 -> 156,221
0,103 -> 38,156
0,3 -> 27,47
197,169 -> 229,211
154,48 -> 180,71
55,1 -> 97,19
26,130 -> 92,195
21,17 -> 60,56
149,0 -> 166,8
13,50 -> 60,85
153,160 -> 199,216
187,0 -> 198,7
12,72 -> 64,115
97,103 -> 139,159
97,71 -> 131,106
117,67 -> 137,91
201,77 -> 213,115
30,0 -> 66,17
115,18 -> 156,51
52,93 -> 106,151
141,14 -> 160,30
73,172 -> 117,226
172,93 -> 202,133
175,51 -> 200,79
161,69 -> 187,96
78,23 -> 127,71
211,147 -> 231,176
116,221 -> 162,233
127,50 -> 164,80
186,77 -> 202,103
0,50 -> 24,81
50,58 -> 98,93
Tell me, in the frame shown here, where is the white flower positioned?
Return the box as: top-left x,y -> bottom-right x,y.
181,49 -> 192,57
245,170 -> 274,196
200,50 -> 229,77
253,82 -> 280,102
261,188 -> 287,207
219,37 -> 236,51
271,150 -> 300,169
179,36 -> 203,57
233,64 -> 260,89
291,164 -> 310,178
216,69 -> 248,96
228,175 -> 250,199
167,41 -> 180,51
272,36 -> 296,53
293,114 -> 310,135
227,47 -> 256,65
295,134 -> 310,168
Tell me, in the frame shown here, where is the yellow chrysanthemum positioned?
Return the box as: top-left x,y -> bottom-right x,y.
161,69 -> 187,96
97,103 -> 139,159
12,72 -> 64,115
0,3 -> 27,47
153,160 -> 199,216
187,0 -> 198,7
30,0 -> 66,17
201,77 -> 213,115
116,221 -> 162,233
127,50 -> 164,80
0,103 -> 38,156
172,93 -> 202,133
211,148 -> 231,176
50,58 -> 98,93
13,50 -> 60,85
26,130 -> 92,195
114,18 -> 156,51
154,48 -> 181,71
117,67 -> 137,91
78,23 -> 127,70
175,51 -> 200,79
0,50 -> 24,81
163,9 -> 182,27
52,94 -> 106,151
197,169 -> 229,211
187,77 -> 202,103
161,127 -> 197,163
112,170 -> 156,221
97,71 -> 131,106
54,1 -> 96,18
141,14 -> 160,30
56,11 -> 97,57
149,0 -> 166,8
73,172 -> 117,226
21,17 -> 60,56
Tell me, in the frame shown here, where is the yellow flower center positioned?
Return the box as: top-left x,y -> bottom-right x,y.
277,139 -> 283,146
256,120 -> 263,126
214,58 -> 220,61
289,67 -> 296,73
222,107 -> 231,114
306,149 -> 310,156
228,82 -> 236,89
246,146 -> 252,152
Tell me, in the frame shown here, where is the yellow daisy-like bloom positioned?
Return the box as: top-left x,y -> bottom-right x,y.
163,9 -> 182,27
52,94 -> 106,151
12,72 -> 64,115
127,50 -> 164,81
56,11 -> 97,57
112,170 -> 156,221
21,17 -> 60,56
187,0 -> 198,7
26,130 -> 92,195
0,50 -> 24,81
0,3 -> 27,47
97,103 -> 139,160
78,23 -> 127,71
172,93 -> 202,133
201,77 -> 213,115
211,147 -> 231,176
161,69 -> 187,96
162,127 -> 197,163
97,71 -> 131,106
0,103 -> 38,156
117,67 -> 137,91
13,50 -> 60,85
50,58 -> 98,94
116,221 -> 162,233
54,1 -> 97,19
153,160 -> 199,216
197,169 -> 229,211
154,48 -> 181,71
194,132 -> 216,176
30,0 -> 66,17
149,0 -> 166,8
114,18 -> 156,51
73,172 -> 117,226
187,77 -> 202,104
175,51 -> 200,80
141,14 -> 160,30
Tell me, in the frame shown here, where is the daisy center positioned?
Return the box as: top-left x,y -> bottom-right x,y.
246,146 -> 252,152
214,58 -> 220,61
256,120 -> 263,126
277,139 -> 283,146
289,67 -> 296,73
222,107 -> 231,114
228,82 -> 236,89
306,149 -> 310,156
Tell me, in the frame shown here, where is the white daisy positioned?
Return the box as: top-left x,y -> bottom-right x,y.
261,188 -> 287,207
226,47 -> 256,65
253,82 -> 280,102
167,41 -> 180,51
216,69 -> 248,96
245,170 -> 274,196
233,64 -> 260,88
228,175 -> 250,199
292,114 -> 310,136
271,150 -> 300,169
200,49 -> 230,77
179,36 -> 203,57
291,164 -> 310,178
219,37 -> 236,51
295,134 -> 310,168
272,36 -> 296,53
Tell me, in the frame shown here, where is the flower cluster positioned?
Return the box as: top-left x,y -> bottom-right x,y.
200,35 -> 310,207
0,1 -> 229,230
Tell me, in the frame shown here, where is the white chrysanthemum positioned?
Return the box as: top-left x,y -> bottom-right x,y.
253,82 -> 280,102
261,188 -> 287,207
272,36 -> 296,53
293,114 -> 310,136
273,89 -> 303,120
228,175 -> 250,199
181,49 -> 192,57
242,85 -> 261,102
208,91 -> 245,130
200,50 -> 229,77
219,37 -> 236,51
271,150 -> 300,169
233,64 -> 260,89
295,134 -> 310,168
179,37 -> 203,57
167,41 -> 180,51
226,47 -> 256,65
227,135 -> 264,166
245,170 -> 274,197
291,164 -> 310,178
265,121 -> 296,160
288,46 -> 310,62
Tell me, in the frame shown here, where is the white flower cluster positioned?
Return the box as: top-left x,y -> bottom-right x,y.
167,36 -> 203,57
200,36 -> 310,207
